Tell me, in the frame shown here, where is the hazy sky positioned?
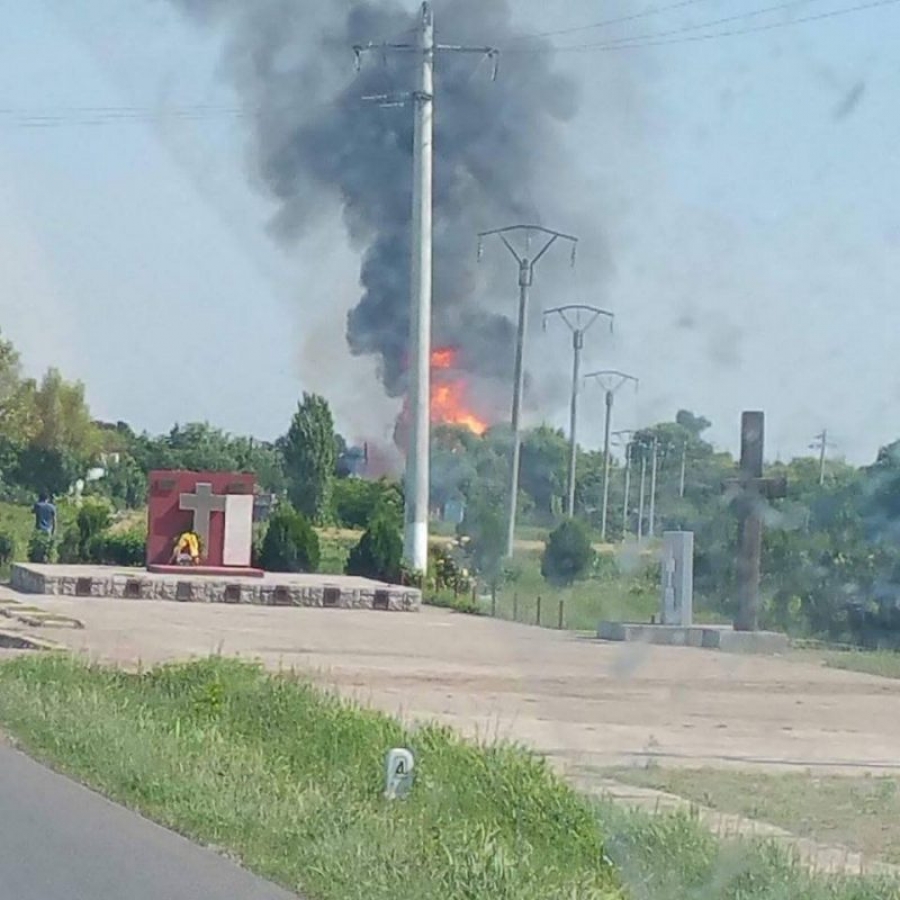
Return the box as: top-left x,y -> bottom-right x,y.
1,0 -> 898,463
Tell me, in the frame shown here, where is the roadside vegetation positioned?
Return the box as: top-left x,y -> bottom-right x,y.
0,655 -> 617,900
0,655 -> 895,900
610,766 -> 900,869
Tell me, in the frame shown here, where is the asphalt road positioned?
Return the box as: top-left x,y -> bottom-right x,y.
0,743 -> 298,900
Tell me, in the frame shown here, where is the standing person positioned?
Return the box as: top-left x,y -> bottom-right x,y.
33,493 -> 56,536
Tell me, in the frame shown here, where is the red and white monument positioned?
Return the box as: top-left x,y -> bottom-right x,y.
146,470 -> 262,577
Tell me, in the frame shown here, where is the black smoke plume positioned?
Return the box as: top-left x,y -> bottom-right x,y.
170,0 -> 579,410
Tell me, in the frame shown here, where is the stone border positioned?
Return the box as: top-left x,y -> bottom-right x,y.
597,622 -> 789,654
10,565 -> 420,612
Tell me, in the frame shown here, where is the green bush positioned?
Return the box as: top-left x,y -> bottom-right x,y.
89,528 -> 146,567
0,530 -> 15,567
77,499 -> 111,549
346,513 -> 403,583
27,530 -> 55,564
258,504 -> 320,573
428,545 -> 473,595
56,526 -> 82,564
541,519 -> 595,587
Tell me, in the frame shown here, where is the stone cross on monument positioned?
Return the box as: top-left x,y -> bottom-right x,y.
724,411 -> 787,632
179,483 -> 227,555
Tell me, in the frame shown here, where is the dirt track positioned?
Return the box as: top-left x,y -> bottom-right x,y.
8,594 -> 899,778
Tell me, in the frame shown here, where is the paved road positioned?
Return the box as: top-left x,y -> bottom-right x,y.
0,743 -> 297,900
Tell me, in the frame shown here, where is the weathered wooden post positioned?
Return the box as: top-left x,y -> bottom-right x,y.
724,412 -> 787,632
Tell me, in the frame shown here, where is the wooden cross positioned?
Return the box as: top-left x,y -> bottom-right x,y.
722,411 -> 787,632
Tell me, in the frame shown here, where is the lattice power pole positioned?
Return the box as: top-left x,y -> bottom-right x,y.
584,371 -> 638,541
478,226 -> 578,557
355,3 -> 498,573
543,305 -> 614,517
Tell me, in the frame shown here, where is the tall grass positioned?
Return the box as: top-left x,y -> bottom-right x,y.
599,802 -> 899,900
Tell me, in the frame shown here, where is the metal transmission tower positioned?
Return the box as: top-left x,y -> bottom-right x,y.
583,371 -> 639,541
354,3 -> 498,573
477,225 -> 578,557
542,305 -> 614,518
809,429 -> 835,486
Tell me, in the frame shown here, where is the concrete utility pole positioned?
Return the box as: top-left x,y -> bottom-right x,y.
679,442 -> 687,499
543,306 -> 614,518
637,452 -> 647,542
583,371 -> 638,541
355,3 -> 498,573
613,430 -> 635,538
809,429 -> 833,486
478,225 -> 578,557
648,436 -> 659,538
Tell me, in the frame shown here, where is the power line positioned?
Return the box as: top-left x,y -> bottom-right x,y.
508,0 -> 717,42
506,0 -> 900,53
0,105 -> 247,128
552,0 -> 823,50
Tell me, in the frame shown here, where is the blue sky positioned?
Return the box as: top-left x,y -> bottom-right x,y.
1,0 -> 898,462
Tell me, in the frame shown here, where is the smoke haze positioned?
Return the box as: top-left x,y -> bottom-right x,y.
168,0 -> 587,420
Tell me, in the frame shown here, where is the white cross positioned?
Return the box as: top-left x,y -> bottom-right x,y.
179,483 -> 227,555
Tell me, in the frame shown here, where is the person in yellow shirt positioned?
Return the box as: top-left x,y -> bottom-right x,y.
170,531 -> 201,565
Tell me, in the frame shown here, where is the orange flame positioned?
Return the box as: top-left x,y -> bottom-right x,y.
430,347 -> 488,435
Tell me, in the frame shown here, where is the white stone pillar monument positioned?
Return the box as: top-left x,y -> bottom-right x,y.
660,531 -> 694,627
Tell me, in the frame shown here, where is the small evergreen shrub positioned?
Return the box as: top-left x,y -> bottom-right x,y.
258,505 -> 320,573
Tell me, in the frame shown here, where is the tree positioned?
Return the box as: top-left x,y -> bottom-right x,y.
459,497 -> 507,586
31,368 -> 100,460
541,520 -> 595,587
675,409 -> 712,440
333,477 -> 402,530
280,394 -> 336,524
519,426 -> 569,521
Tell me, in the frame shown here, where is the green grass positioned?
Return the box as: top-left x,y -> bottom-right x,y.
610,767 -> 900,868
823,650 -> 900,680
482,550 -> 658,632
598,800 -> 898,900
0,656 -> 894,900
0,655 -> 618,900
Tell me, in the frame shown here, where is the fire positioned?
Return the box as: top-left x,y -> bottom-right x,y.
431,347 -> 456,370
429,347 -> 488,435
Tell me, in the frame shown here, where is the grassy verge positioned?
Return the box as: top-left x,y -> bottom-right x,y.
823,650 -> 900,680
473,550 -> 658,632
610,767 -> 900,867
0,655 -> 617,900
0,656 -> 895,900
599,800 -> 898,900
